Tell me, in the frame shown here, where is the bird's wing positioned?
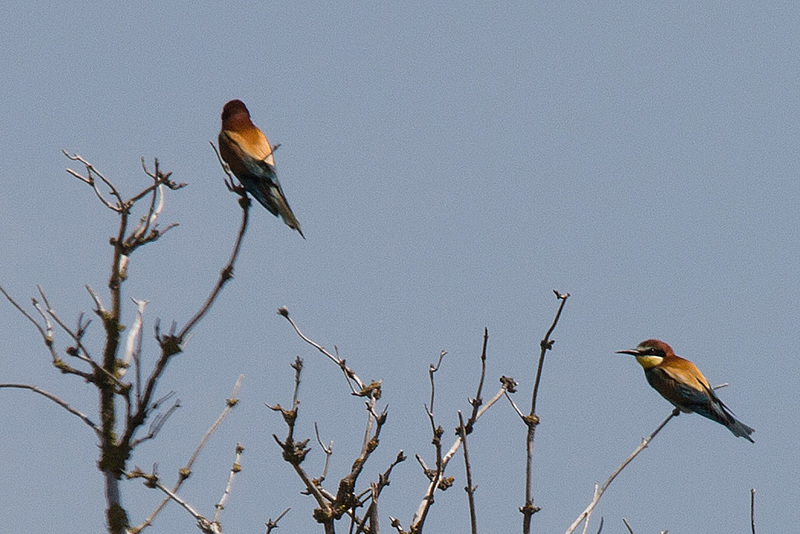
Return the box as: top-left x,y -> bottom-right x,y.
221,128 -> 275,166
646,365 -> 712,412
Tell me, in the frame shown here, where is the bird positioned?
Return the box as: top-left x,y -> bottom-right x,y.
218,99 -> 304,237
617,339 -> 754,442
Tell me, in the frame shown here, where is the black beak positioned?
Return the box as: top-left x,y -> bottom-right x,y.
616,349 -> 640,356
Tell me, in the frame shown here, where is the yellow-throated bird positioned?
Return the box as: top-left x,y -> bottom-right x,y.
617,339 -> 754,442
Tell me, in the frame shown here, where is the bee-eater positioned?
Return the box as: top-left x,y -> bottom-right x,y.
218,99 -> 304,237
617,339 -> 754,442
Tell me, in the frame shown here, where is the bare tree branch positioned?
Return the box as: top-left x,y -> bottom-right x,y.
622,517 -> 634,534
464,328 -> 489,433
212,443 -> 245,525
265,508 -> 291,534
268,359 -> 333,522
522,290 -> 570,533
565,409 -> 678,534
132,376 -> 243,533
410,383 -> 509,532
278,307 -> 368,394
273,316 -> 397,533
63,151 -> 124,211
177,183 -> 249,341
457,410 -> 478,534
127,465 -> 220,534
1,285 -> 56,361
355,451 -> 406,534
566,382 -> 729,534
0,383 -> 100,437
581,482 -> 599,534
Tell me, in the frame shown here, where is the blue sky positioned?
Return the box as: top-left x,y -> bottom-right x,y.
1,2 -> 798,532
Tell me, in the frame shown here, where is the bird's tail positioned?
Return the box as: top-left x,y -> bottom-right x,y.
277,201 -> 304,238
725,417 -> 755,442
700,396 -> 755,442
242,176 -> 304,238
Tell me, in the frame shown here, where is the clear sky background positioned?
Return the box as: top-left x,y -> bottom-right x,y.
1,2 -> 798,533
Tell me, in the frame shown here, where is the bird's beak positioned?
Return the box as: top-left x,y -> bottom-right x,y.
616,349 -> 640,356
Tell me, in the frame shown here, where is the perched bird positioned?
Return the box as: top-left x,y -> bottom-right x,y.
617,339 -> 754,442
218,99 -> 304,237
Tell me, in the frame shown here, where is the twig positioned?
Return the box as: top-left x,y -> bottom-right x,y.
124,190 -> 249,463
2,283 -> 95,378
0,383 -> 100,437
278,307 -> 367,393
183,374 -> 243,465
410,384 -> 508,531
368,483 -> 381,534
751,488 -> 756,534
212,443 -> 244,524
265,507 -> 291,534
566,381 -> 730,534
595,517 -> 604,534
355,451 -> 406,534
85,284 -> 107,314
314,422 -> 333,483
178,190 -> 249,341
522,290 -> 570,533
132,376 -> 243,533
458,411 -> 478,534
622,518 -> 634,534
269,321 -> 392,533
63,151 -> 123,211
564,409 -> 678,534
465,328 -> 489,433
128,466 -> 221,534
35,286 -> 113,382
427,350 -> 447,424
582,482 -> 599,534
504,389 -> 525,418
130,397 -> 182,448
0,285 -> 55,358
268,360 -> 333,520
